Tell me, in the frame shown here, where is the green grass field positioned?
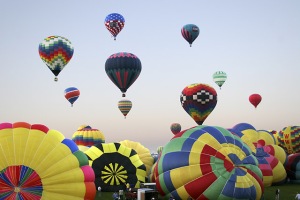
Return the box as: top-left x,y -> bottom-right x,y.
95,183 -> 300,200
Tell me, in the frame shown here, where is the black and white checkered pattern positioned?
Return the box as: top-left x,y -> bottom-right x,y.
180,90 -> 216,105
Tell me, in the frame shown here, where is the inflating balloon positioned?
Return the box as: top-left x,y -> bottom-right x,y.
285,153 -> 300,183
213,71 -> 227,89
39,36 -> 74,81
64,87 -> 80,107
249,94 -> 262,108
105,52 -> 142,97
72,125 -> 105,147
277,126 -> 300,154
156,125 -> 264,199
118,99 -> 132,118
104,13 -> 125,40
170,123 -> 181,135
0,122 -> 96,199
84,142 -> 147,192
180,83 -> 217,125
181,24 -> 200,47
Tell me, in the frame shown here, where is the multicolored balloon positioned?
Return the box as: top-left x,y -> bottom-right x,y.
180,83 -> 217,125
72,125 -> 105,147
118,99 -> 132,118
213,71 -> 227,89
0,122 -> 96,199
104,13 -> 125,40
39,36 -> 74,81
170,123 -> 181,135
277,126 -> 300,154
156,125 -> 264,199
84,142 -> 147,192
249,93 -> 262,108
181,24 -> 200,47
285,153 -> 300,183
105,52 -> 142,97
64,87 -> 80,107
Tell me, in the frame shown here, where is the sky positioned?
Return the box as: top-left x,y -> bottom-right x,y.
1,1 -> 299,152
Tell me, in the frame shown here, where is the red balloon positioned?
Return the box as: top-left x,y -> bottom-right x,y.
249,94 -> 262,108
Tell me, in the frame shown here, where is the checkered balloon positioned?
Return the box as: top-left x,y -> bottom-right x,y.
104,13 -> 125,40
180,83 -> 217,125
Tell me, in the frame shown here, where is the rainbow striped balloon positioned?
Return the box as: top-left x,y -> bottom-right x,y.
39,36 -> 74,81
0,122 -> 96,199
118,99 -> 132,118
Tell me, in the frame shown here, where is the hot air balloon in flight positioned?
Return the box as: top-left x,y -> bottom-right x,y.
39,36 -> 74,81
105,52 -> 142,97
64,87 -> 80,107
84,142 -> 147,192
213,71 -> 227,89
0,122 -> 96,199
156,125 -> 264,199
118,99 -> 132,118
181,24 -> 200,47
104,13 -> 125,40
170,123 -> 181,135
249,94 -> 262,108
180,83 -> 217,125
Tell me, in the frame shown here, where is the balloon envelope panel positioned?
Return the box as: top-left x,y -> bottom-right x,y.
156,125 -> 263,200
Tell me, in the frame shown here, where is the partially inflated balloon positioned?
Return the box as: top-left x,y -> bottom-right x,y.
64,87 -> 80,107
72,125 -> 105,147
156,125 -> 263,200
181,24 -> 200,47
249,94 -> 262,108
277,126 -> 300,154
39,36 -> 74,81
213,71 -> 227,89
170,123 -> 181,135
104,13 -> 125,40
285,153 -> 300,183
180,83 -> 217,125
118,99 -> 132,118
105,52 -> 142,97
0,122 -> 96,199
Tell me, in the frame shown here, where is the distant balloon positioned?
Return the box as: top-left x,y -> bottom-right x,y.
118,99 -> 132,118
249,94 -> 262,108
170,123 -> 181,135
104,13 -> 125,40
105,52 -> 142,97
181,24 -> 200,47
72,125 -> 105,147
39,36 -> 74,81
180,83 -> 217,125
64,87 -> 80,107
213,71 -> 227,89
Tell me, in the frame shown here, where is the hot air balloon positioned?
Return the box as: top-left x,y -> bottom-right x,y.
249,94 -> 262,108
120,140 -> 154,175
180,83 -> 217,125
64,87 -> 80,107
72,125 -> 105,147
39,36 -> 74,81
213,71 -> 227,89
84,142 -> 147,192
105,52 -> 142,97
170,123 -> 181,135
285,153 -> 300,183
0,122 -> 96,199
104,13 -> 125,40
181,24 -> 200,47
156,125 -> 264,199
118,99 -> 132,118
277,126 -> 300,154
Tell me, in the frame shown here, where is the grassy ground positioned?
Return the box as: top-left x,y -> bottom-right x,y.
95,183 -> 300,199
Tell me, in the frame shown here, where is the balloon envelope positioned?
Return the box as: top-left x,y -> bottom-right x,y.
180,83 -> 217,125
249,94 -> 262,108
105,52 -> 142,97
118,99 -> 132,118
64,87 -> 80,106
39,36 -> 74,81
104,13 -> 125,40
170,123 -> 181,135
213,71 -> 227,89
0,122 -> 96,199
181,24 -> 200,47
72,125 -> 105,147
